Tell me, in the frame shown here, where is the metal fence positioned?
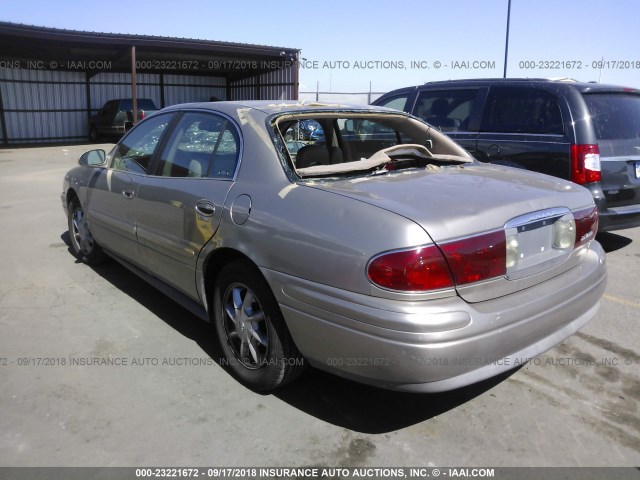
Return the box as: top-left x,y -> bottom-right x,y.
299,90 -> 385,105
0,69 -> 88,144
0,68 -> 296,145
0,69 -> 231,144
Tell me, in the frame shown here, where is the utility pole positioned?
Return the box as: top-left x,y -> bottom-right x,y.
503,0 -> 512,78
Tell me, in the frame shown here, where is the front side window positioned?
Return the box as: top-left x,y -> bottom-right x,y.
481,87 -> 564,135
111,113 -> 173,174
157,112 -> 240,178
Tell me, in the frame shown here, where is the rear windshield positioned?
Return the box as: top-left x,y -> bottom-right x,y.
583,93 -> 640,140
274,113 -> 472,178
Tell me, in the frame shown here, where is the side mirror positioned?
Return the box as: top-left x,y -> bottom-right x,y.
79,149 -> 106,167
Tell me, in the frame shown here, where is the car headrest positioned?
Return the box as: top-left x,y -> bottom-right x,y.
296,144 -> 330,168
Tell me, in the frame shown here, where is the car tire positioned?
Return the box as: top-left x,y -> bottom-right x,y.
68,198 -> 106,265
89,125 -> 99,142
213,261 -> 305,391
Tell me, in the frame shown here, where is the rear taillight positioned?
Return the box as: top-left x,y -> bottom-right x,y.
367,231 -> 506,292
570,144 -> 601,184
367,246 -> 454,292
440,231 -> 507,285
574,206 -> 599,248
140,110 -> 146,120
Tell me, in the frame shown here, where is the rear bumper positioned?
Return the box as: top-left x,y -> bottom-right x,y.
262,241 -> 607,392
598,204 -> 640,231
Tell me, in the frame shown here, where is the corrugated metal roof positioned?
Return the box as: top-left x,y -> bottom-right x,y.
0,21 -> 299,56
0,22 -> 300,144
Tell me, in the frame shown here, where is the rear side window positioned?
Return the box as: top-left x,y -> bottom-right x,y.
375,94 -> 410,112
481,87 -> 564,135
583,93 -> 640,140
414,89 -> 478,132
338,118 -> 411,157
157,112 -> 240,179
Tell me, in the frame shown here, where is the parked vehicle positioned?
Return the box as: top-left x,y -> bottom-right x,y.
309,125 -> 325,143
373,78 -> 640,231
89,98 -> 158,141
282,119 -> 321,141
298,119 -> 321,141
63,101 -> 606,392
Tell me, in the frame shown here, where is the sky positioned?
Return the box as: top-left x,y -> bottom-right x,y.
2,0 -> 639,94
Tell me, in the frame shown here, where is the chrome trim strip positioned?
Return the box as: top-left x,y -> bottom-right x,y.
607,205 -> 640,215
476,132 -> 566,137
600,155 -> 640,162
504,207 -> 570,230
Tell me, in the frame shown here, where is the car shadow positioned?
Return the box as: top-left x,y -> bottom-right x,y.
273,368 -> 516,434
61,232 -> 519,434
596,231 -> 633,253
60,232 -> 222,357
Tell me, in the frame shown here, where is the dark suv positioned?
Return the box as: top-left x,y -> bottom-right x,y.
372,79 -> 640,231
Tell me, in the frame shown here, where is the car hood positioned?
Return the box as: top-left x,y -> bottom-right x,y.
301,164 -> 594,243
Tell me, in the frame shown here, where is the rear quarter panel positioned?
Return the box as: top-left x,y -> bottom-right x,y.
215,179 -> 432,295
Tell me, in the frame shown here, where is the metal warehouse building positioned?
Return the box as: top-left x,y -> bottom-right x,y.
0,22 -> 299,145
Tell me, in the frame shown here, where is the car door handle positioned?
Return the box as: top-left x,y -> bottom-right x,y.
195,200 -> 216,217
122,190 -> 135,199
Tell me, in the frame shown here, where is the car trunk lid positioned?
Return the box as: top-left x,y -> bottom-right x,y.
303,164 -> 596,302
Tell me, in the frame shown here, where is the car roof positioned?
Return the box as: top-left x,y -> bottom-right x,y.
159,100 -> 400,116
410,78 -> 640,94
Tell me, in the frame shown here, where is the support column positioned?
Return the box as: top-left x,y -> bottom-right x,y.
131,45 -> 137,124
0,79 -> 8,144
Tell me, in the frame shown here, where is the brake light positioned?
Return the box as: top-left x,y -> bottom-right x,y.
367,246 -> 454,292
367,231 -> 506,292
574,206 -> 599,248
440,231 -> 507,285
140,110 -> 146,120
570,144 -> 601,184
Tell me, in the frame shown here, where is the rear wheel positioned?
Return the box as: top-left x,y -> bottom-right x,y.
213,261 -> 305,391
68,198 -> 105,265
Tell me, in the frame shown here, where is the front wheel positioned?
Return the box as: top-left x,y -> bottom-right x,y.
213,261 -> 305,391
68,198 -> 106,265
